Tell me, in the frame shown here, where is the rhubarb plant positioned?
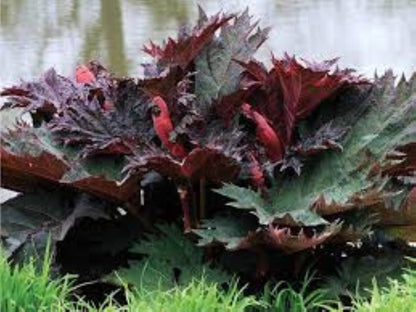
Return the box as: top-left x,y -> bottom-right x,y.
203,71 -> 416,253
1,7 -> 415,292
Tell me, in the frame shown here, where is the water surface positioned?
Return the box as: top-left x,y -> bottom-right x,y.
1,0 -> 416,87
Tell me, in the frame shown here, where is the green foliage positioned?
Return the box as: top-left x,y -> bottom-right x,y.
0,243 -> 332,312
259,273 -> 333,312
214,183 -> 327,226
0,239 -> 74,312
0,244 -> 257,312
265,72 -> 416,216
3,243 -> 416,312
106,224 -> 230,291
212,72 -> 416,253
325,253 -> 407,298
120,278 -> 260,312
193,213 -> 258,250
327,259 -> 416,312
195,9 -> 269,114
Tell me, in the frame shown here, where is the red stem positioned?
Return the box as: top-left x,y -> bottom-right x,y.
199,178 -> 206,219
178,185 -> 192,233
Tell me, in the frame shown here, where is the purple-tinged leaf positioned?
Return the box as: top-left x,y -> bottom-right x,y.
143,8 -> 232,70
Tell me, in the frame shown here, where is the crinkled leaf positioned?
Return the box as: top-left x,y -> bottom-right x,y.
1,62 -> 114,122
195,9 -> 270,117
238,55 -> 367,144
280,118 -> 349,175
1,123 -> 138,204
217,72 -> 416,228
143,7 -> 232,70
274,71 -> 416,215
49,78 -> 153,157
1,68 -> 77,115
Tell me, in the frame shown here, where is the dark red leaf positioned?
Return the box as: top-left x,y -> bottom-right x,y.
0,129 -> 138,205
1,61 -> 116,121
213,88 -> 251,125
1,68 -> 78,116
124,152 -> 183,180
143,8 -> 232,70
274,57 -> 302,142
126,146 -> 240,183
182,147 -> 240,182
238,55 -> 368,146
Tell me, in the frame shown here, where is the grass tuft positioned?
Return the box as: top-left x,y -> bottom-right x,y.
0,240 -> 74,312
259,272 -> 334,312
348,260 -> 416,312
3,244 -> 416,312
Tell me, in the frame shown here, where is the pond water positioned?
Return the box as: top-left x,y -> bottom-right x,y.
1,0 -> 416,88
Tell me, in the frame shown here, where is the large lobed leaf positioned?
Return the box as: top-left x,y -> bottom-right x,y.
143,7 -> 232,70
195,8 -> 270,118
214,183 -> 327,226
237,55 -> 367,146
49,78 -> 154,158
1,68 -> 79,117
193,213 -> 258,250
1,62 -> 114,123
139,8 -> 233,118
0,64 -> 148,206
194,212 -> 341,254
269,71 -> 416,218
1,63 -> 154,159
106,224 -> 230,291
0,190 -> 111,260
0,123 -> 139,204
2,8 -> 415,260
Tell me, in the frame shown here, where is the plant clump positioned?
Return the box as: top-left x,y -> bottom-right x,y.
1,6 -> 416,305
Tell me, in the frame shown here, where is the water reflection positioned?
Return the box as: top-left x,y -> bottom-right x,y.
81,0 -> 128,74
0,0 -> 416,87
133,0 -> 191,27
